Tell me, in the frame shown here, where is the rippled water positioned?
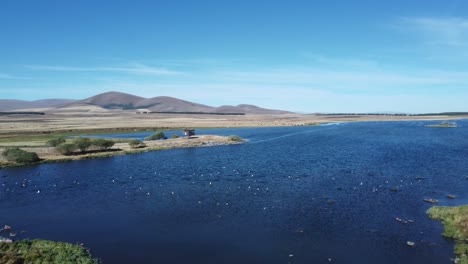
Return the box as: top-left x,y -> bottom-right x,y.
1,120 -> 467,263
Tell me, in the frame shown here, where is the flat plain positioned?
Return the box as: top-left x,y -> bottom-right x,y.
1,108 -> 466,140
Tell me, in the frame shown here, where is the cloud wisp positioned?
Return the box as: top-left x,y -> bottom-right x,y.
26,63 -> 181,75
0,73 -> 17,79
396,16 -> 468,46
211,67 -> 468,93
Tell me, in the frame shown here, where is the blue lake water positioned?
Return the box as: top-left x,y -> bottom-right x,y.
1,120 -> 468,263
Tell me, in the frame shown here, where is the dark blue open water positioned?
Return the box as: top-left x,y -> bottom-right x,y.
1,120 -> 468,263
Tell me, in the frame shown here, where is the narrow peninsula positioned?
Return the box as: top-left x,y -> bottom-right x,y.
0,134 -> 245,168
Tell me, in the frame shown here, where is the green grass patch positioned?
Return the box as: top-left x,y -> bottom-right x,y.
0,134 -> 63,144
427,205 -> 468,264
227,135 -> 245,142
0,127 -> 168,145
0,239 -> 99,264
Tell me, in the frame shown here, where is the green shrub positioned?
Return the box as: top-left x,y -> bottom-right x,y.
228,135 -> 244,142
146,131 -> 166,140
74,137 -> 92,153
1,148 -> 40,164
2,148 -> 21,161
171,134 -> 179,139
18,152 -> 39,164
56,143 -> 77,155
46,137 -> 66,147
129,139 -> 145,148
92,139 -> 115,151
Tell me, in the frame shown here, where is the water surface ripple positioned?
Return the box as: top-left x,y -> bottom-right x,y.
1,121 -> 467,263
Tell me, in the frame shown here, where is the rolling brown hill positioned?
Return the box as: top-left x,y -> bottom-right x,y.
3,91 -> 292,114
215,104 -> 291,114
135,96 -> 215,112
62,91 -> 145,109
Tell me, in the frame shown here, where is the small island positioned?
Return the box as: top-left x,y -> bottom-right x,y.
427,205 -> 468,264
425,121 -> 458,128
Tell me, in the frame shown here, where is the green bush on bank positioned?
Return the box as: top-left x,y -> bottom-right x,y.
1,148 -> 40,164
55,138 -> 117,155
74,137 -> 92,153
146,131 -> 166,140
56,143 -> 78,155
92,138 -> 115,151
129,139 -> 146,148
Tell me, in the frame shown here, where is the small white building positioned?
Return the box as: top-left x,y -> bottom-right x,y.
136,109 -> 150,114
184,129 -> 195,138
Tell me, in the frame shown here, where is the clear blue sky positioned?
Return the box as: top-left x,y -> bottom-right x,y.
1,0 -> 467,113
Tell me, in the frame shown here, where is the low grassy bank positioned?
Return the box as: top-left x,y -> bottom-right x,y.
0,127 -> 175,146
427,205 -> 468,264
0,239 -> 99,264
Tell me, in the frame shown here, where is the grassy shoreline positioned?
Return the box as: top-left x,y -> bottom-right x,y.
0,127 -> 189,144
427,205 -> 468,264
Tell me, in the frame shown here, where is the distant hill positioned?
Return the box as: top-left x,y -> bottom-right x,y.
0,99 -> 76,111
63,91 -> 145,109
2,91 -> 292,114
215,104 -> 290,114
134,96 -> 214,112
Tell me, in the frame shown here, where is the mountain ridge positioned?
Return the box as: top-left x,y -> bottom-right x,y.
1,91 -> 292,114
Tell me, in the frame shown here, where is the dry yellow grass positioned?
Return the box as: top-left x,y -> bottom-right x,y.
1,110 -> 465,139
